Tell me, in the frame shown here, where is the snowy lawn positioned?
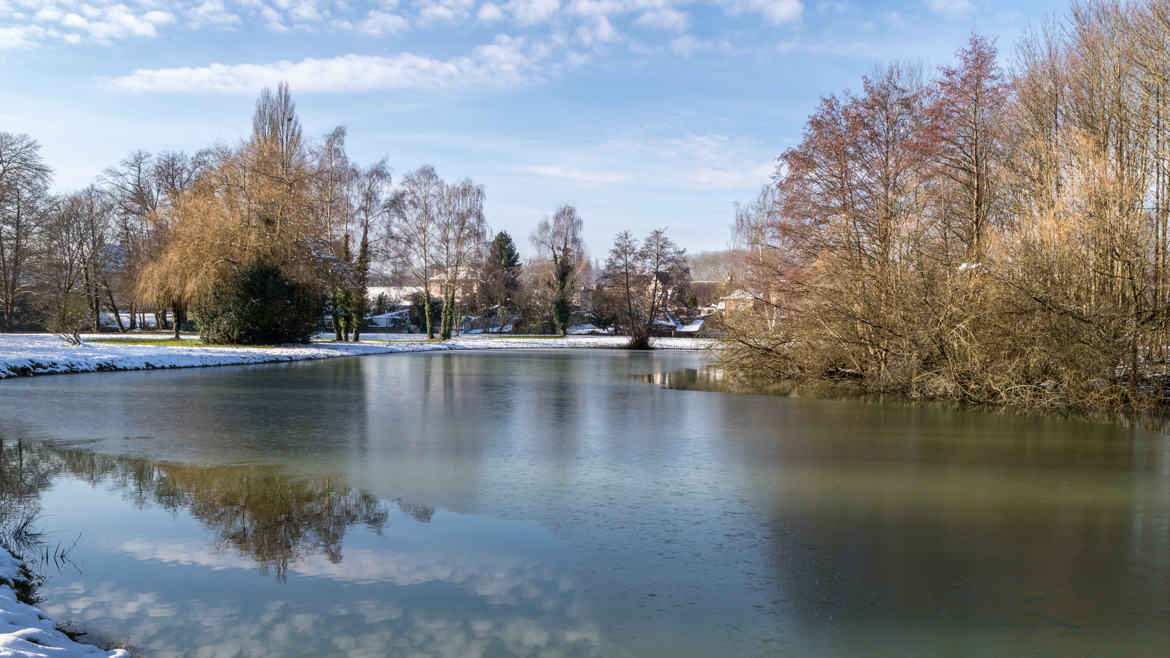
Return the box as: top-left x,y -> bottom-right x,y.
1,549 -> 129,658
0,333 -> 714,380
358,333 -> 715,351
0,334 -> 455,380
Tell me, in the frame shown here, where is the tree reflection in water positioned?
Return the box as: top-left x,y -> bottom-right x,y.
0,439 -> 404,582
0,438 -> 56,558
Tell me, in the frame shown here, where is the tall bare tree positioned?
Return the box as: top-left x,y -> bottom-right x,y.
0,132 -> 51,331
530,205 -> 584,336
597,229 -> 690,349
102,150 -> 159,330
345,159 -> 392,341
387,165 -> 444,338
925,34 -> 1010,262
435,178 -> 486,339
314,127 -> 357,340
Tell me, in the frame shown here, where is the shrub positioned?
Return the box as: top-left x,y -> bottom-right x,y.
193,260 -> 321,345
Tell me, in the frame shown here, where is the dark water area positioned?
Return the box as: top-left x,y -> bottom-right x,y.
1,350 -> 1168,656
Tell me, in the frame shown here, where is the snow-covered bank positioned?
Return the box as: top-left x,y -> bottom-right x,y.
1,549 -> 129,658
416,334 -> 712,351
0,333 -> 713,381
0,334 -> 456,380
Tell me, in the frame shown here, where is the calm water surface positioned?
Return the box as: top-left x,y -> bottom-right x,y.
0,350 -> 1168,657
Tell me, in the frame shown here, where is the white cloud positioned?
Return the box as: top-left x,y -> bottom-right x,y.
684,161 -> 773,189
33,7 -> 64,22
188,0 -> 241,28
720,0 -> 803,24
564,0 -> 622,18
60,13 -> 87,30
565,50 -> 591,67
505,0 -> 560,25
521,165 -> 635,184
414,0 -> 477,24
15,2 -> 177,44
671,33 -> 703,55
633,8 -> 689,31
923,0 -> 973,16
360,9 -> 409,34
477,2 -> 505,22
288,0 -> 325,22
576,15 -> 619,46
109,38 -> 546,93
588,133 -> 775,190
0,25 -> 45,50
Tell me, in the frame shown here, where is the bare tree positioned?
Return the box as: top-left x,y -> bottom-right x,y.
924,34 -> 1010,262
346,159 -> 392,341
435,179 -> 486,339
39,193 -> 92,342
314,127 -> 357,340
598,229 -> 690,349
387,165 -> 444,338
74,185 -> 117,333
530,205 -> 584,336
102,150 -> 159,330
0,133 -> 51,331
252,81 -> 304,178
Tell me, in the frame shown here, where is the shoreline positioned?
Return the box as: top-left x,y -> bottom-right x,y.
0,333 -> 713,381
1,548 -> 129,658
1,333 -> 711,656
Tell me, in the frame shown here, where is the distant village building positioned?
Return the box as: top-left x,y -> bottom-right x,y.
717,289 -> 759,313
365,309 -> 410,331
425,266 -> 480,303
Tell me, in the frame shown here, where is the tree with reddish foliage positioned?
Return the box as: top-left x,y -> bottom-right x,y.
924,34 -> 1009,262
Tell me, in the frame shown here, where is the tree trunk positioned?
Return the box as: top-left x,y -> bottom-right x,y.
105,284 -> 126,333
424,290 -> 434,339
331,293 -> 344,341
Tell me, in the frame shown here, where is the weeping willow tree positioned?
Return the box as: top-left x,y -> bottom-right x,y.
137,83 -> 336,344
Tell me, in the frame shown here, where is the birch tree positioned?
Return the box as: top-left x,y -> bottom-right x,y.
387,165 -> 444,338
434,179 -> 485,339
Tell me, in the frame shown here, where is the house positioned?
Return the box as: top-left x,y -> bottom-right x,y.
675,314 -> 710,336
717,289 -> 760,313
364,308 -> 411,332
691,279 -> 731,315
425,266 -> 480,303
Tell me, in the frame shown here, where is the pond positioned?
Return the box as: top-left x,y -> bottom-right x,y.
1,350 -> 1168,656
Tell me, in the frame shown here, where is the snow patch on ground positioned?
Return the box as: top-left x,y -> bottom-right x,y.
0,333 -> 714,381
366,334 -> 713,351
0,334 -> 458,380
1,549 -> 129,658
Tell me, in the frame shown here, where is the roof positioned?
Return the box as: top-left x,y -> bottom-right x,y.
720,289 -> 758,301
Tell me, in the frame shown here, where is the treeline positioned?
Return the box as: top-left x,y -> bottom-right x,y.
0,85 -> 366,343
724,0 -> 1170,411
1,80 -> 704,347
1,83 -> 694,345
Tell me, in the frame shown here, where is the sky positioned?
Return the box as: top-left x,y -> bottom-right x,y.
1,0 -> 1069,255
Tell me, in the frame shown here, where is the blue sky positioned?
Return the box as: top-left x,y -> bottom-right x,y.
2,0 -> 1066,254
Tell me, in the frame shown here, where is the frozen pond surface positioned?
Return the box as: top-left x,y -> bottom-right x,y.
1,350 -> 1168,656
